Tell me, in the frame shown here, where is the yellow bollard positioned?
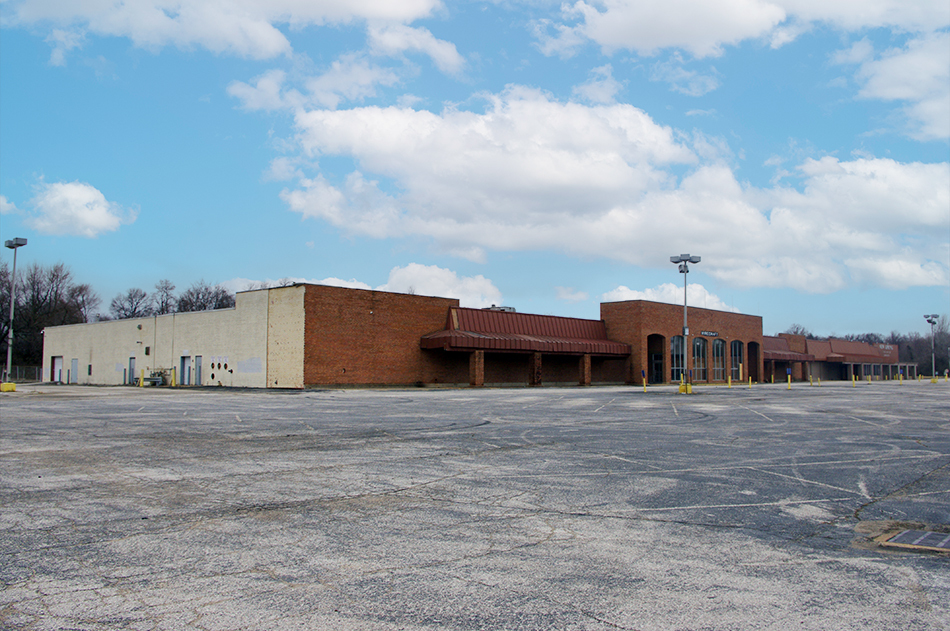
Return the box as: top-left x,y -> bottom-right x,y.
818,377 -> 821,387
852,375 -> 856,387
809,375 -> 813,387
771,374 -> 774,384
643,376 -> 646,393
748,376 -> 752,389
728,376 -> 732,388
787,375 -> 791,390
171,367 -> 177,388
140,368 -> 145,388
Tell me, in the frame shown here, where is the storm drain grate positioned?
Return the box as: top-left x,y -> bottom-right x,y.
881,530 -> 950,553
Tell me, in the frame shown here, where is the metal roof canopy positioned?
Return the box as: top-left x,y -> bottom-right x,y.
421,307 -> 631,356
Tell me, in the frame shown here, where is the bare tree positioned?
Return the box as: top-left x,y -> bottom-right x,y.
110,288 -> 153,319
782,323 -> 814,338
177,280 -> 235,312
2,262 -> 96,366
153,279 -> 177,315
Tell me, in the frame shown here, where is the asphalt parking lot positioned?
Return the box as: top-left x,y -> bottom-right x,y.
1,381 -> 948,630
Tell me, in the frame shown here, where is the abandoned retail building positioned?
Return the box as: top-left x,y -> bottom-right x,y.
41,283 -> 916,388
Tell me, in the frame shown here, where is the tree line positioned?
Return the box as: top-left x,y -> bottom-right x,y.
783,321 -> 950,376
1,261 -> 234,367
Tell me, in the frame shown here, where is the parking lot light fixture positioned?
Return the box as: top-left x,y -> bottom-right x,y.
924,314 -> 939,380
4,237 -> 27,382
670,254 -> 700,386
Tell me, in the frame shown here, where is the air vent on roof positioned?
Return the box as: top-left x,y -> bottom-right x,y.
485,305 -> 516,312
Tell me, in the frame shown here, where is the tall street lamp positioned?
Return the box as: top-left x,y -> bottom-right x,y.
670,253 -> 700,385
924,314 -> 939,380
4,237 -> 27,382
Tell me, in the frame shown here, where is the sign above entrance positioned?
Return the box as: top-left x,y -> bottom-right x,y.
700,331 -> 719,337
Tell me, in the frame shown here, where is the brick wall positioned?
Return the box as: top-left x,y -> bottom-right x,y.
303,285 -> 465,386
601,300 -> 764,383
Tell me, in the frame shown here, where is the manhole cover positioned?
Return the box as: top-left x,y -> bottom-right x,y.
880,530 -> 950,553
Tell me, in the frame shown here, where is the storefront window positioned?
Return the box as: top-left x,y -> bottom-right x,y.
693,337 -> 707,381
671,335 -> 685,382
712,339 -> 725,381
731,340 -> 744,380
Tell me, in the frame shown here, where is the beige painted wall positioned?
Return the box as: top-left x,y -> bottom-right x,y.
42,289 -> 283,388
266,285 -> 305,389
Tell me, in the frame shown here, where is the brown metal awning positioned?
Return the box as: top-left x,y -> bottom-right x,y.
763,336 -> 815,362
421,307 -> 630,356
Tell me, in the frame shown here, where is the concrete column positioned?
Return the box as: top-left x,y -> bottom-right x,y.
469,350 -> 484,387
529,352 -> 542,387
579,354 -> 591,386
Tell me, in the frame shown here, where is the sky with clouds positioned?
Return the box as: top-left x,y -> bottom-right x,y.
1,0 -> 947,336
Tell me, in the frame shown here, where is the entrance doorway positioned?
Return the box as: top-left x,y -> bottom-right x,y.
647,334 -> 666,383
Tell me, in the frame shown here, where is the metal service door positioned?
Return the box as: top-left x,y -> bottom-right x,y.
194,356 -> 202,385
180,356 -> 192,386
70,358 -> 78,384
52,356 -> 63,382
129,357 -> 136,385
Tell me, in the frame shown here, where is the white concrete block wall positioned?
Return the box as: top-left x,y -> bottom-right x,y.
42,289 -> 274,388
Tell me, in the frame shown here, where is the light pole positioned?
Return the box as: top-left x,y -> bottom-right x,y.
4,237 -> 27,383
670,253 -> 700,385
924,314 -> 939,380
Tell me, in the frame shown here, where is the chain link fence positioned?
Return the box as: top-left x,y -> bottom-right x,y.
3,366 -> 42,382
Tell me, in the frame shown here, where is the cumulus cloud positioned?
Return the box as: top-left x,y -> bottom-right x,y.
0,195 -> 18,214
602,283 -> 739,312
377,263 -> 502,307
6,0 -> 442,61
26,181 -> 135,237
275,86 -> 947,293
540,0 -> 949,58
367,24 -> 465,75
228,54 -> 401,111
572,64 -> 623,103
225,263 -> 502,307
847,32 -> 950,140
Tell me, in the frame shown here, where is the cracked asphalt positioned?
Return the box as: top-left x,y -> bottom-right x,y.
1,381 -> 948,630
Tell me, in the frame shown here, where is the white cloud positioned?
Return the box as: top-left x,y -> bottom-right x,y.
0,195 -> 18,214
540,0 -> 949,59
601,283 -> 739,312
225,264 -> 501,308
304,54 -> 401,109
650,55 -> 720,96
851,32 -> 950,140
7,0 -> 443,61
572,64 -> 623,104
45,28 -> 83,66
377,263 -> 502,307
228,69 -> 289,111
555,286 -> 589,303
554,0 -> 787,58
228,54 -> 400,111
26,181 -> 135,237
277,87 -> 948,293
367,24 -> 465,75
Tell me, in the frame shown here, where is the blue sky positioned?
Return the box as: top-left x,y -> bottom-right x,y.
1,0 -> 947,337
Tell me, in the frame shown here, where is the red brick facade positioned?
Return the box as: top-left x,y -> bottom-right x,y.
301,286 -> 765,388
600,300 -> 764,384
303,285 -> 466,386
